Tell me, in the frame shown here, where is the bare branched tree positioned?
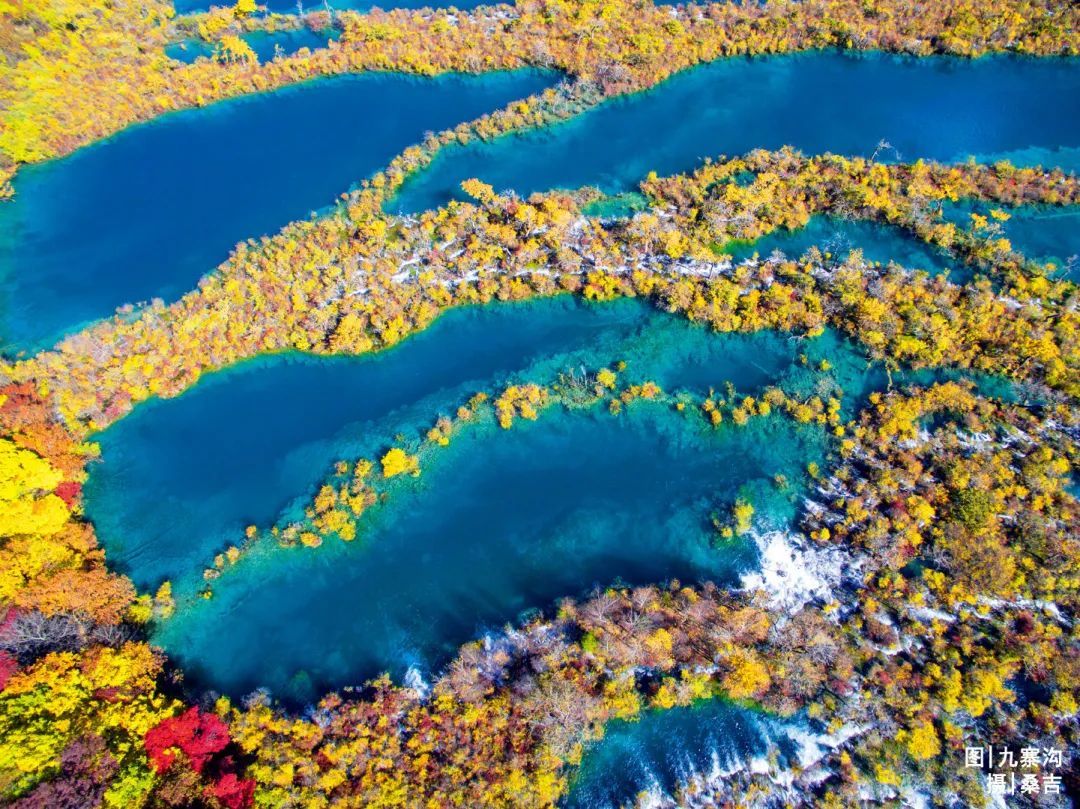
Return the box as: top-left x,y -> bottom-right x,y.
0,611 -> 134,664
0,612 -> 87,661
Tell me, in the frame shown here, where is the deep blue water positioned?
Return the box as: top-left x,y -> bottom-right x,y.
390,52 -> 1080,212
166,29 -> 334,63
564,700 -> 805,809
0,70 -> 555,353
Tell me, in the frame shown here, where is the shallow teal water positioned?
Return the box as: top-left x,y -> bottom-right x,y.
85,297 -> 826,592
166,29 -> 334,63
942,201 -> 1080,279
582,193 -> 651,219
564,700 -> 803,809
0,70 -> 555,353
155,406 -> 824,701
390,52 -> 1080,213
724,215 -> 960,277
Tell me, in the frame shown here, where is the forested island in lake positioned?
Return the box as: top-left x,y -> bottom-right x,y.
0,1 -> 1078,807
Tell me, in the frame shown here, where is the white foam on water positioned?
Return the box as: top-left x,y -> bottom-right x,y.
740,529 -> 844,612
404,665 -> 430,699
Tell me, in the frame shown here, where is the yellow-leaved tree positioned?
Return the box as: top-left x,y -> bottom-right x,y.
381,448 -> 419,478
0,439 -> 69,538
721,650 -> 771,700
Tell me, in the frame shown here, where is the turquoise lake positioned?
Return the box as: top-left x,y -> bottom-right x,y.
565,700 -> 804,809
391,52 -> 1080,212
0,70 -> 555,353
86,297 -> 836,592
84,297 -> 863,699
